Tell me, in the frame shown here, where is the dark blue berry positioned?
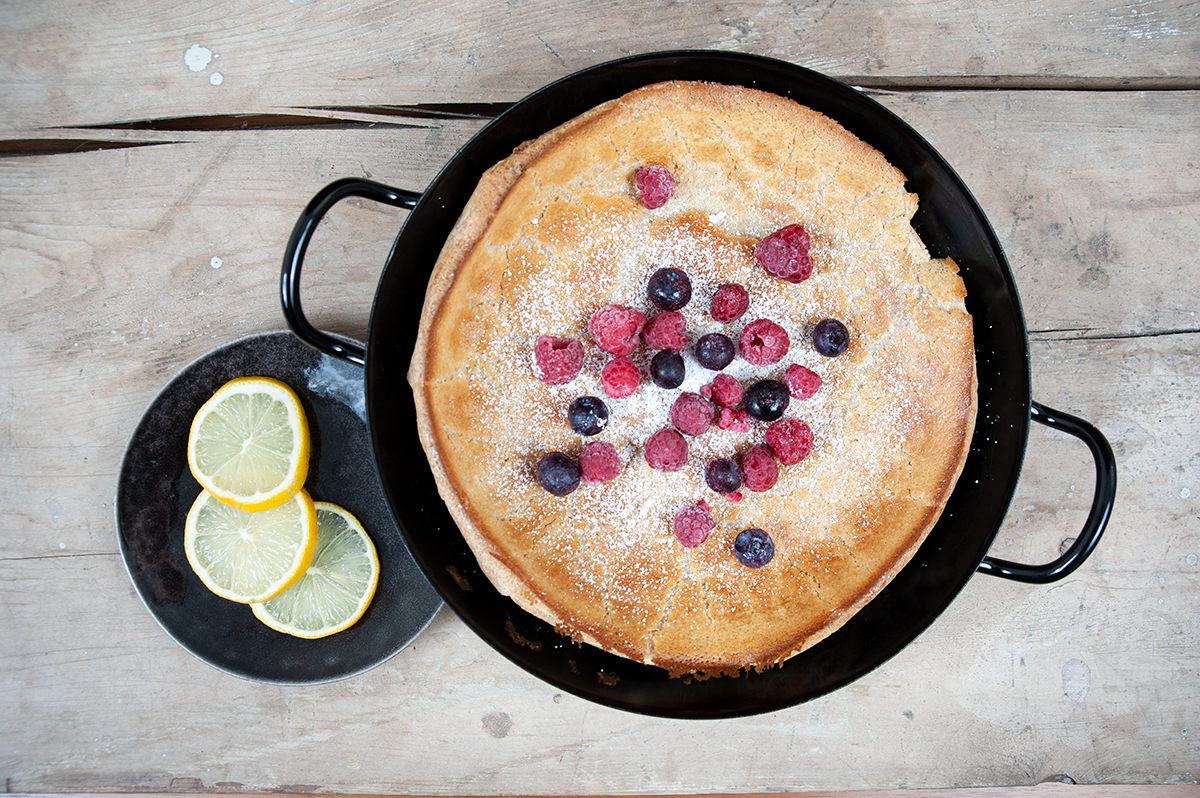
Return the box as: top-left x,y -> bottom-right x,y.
695,333 -> 735,371
705,457 -> 743,494
812,318 -> 850,357
650,349 -> 685,389
536,451 -> 580,496
647,267 -> 692,311
743,379 -> 791,421
734,528 -> 775,567
568,396 -> 609,436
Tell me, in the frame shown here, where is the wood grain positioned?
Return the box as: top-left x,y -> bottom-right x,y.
2,0 -> 1198,793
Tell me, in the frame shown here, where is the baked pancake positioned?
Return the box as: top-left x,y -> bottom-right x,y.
409,81 -> 977,676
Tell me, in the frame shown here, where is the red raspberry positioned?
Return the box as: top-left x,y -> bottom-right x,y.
755,224 -> 813,283
717,407 -> 750,432
783,363 -> 823,400
532,335 -> 584,385
645,428 -> 688,472
643,311 -> 688,350
741,444 -> 779,492
740,318 -> 790,366
635,165 -> 675,210
710,283 -> 750,323
766,417 -> 814,466
709,374 -> 743,408
600,356 -> 640,398
589,304 -> 645,356
673,500 -> 715,548
579,441 -> 621,482
670,392 -> 715,436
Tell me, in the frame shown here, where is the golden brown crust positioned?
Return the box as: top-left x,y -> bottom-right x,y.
409,81 -> 977,676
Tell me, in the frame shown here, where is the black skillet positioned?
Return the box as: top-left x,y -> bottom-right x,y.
280,51 -> 1116,718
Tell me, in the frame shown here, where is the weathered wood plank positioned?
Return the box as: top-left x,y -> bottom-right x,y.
1,0 -> 1197,131
1,90 -> 1196,792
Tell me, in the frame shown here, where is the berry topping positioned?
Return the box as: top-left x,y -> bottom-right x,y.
717,407 -> 751,432
695,333 -> 736,371
743,379 -> 791,422
532,335 -> 584,385
741,445 -> 779,492
705,457 -> 743,494
646,267 -> 693,311
590,305 -> 645,356
579,441 -> 621,483
670,392 -> 715,436
568,395 -> 609,436
649,349 -> 686,389
783,363 -> 823,400
709,373 -> 744,408
812,318 -> 851,357
600,357 -> 640,398
643,311 -> 688,350
536,451 -> 581,496
673,501 -> 715,549
710,283 -> 750,323
739,318 -> 790,366
734,528 -> 775,567
635,165 -> 676,210
755,224 -> 813,283
645,428 -> 689,472
766,417 -> 814,466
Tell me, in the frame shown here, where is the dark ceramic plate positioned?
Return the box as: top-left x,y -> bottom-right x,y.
115,331 -> 442,684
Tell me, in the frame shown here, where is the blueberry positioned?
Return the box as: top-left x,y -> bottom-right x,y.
568,395 -> 609,436
734,528 -> 775,567
535,451 -> 580,496
695,333 -> 735,371
743,379 -> 791,421
705,457 -> 743,494
812,318 -> 850,357
647,267 -> 692,312
650,349 -> 685,389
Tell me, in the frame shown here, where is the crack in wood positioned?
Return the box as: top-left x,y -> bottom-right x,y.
0,139 -> 180,157
1029,326 -> 1200,341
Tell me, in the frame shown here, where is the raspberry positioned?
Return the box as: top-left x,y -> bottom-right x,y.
645,428 -> 688,472
589,304 -> 645,356
710,283 -> 749,323
755,224 -> 813,283
536,451 -> 581,496
709,374 -> 743,408
532,335 -> 584,385
717,407 -> 750,432
579,441 -> 621,483
741,444 -> 778,492
670,392 -> 715,436
740,318 -> 790,366
783,363 -> 822,400
643,311 -> 688,350
766,417 -> 814,466
635,165 -> 675,210
600,357 -> 640,398
673,500 -> 715,549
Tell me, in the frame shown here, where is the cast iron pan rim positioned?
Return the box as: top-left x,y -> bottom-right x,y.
363,50 -> 1032,718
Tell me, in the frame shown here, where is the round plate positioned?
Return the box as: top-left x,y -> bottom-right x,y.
116,331 -> 442,684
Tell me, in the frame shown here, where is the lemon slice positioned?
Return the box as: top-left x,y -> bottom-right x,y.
185,489 -> 318,603
187,376 -> 310,512
251,502 -> 380,639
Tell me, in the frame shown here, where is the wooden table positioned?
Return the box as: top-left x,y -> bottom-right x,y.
3,0 -> 1198,793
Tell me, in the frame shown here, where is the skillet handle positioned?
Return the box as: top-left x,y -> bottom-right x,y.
977,401 -> 1117,584
280,177 -> 421,367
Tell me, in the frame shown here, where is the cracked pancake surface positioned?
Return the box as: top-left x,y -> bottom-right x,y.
409,81 -> 977,676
